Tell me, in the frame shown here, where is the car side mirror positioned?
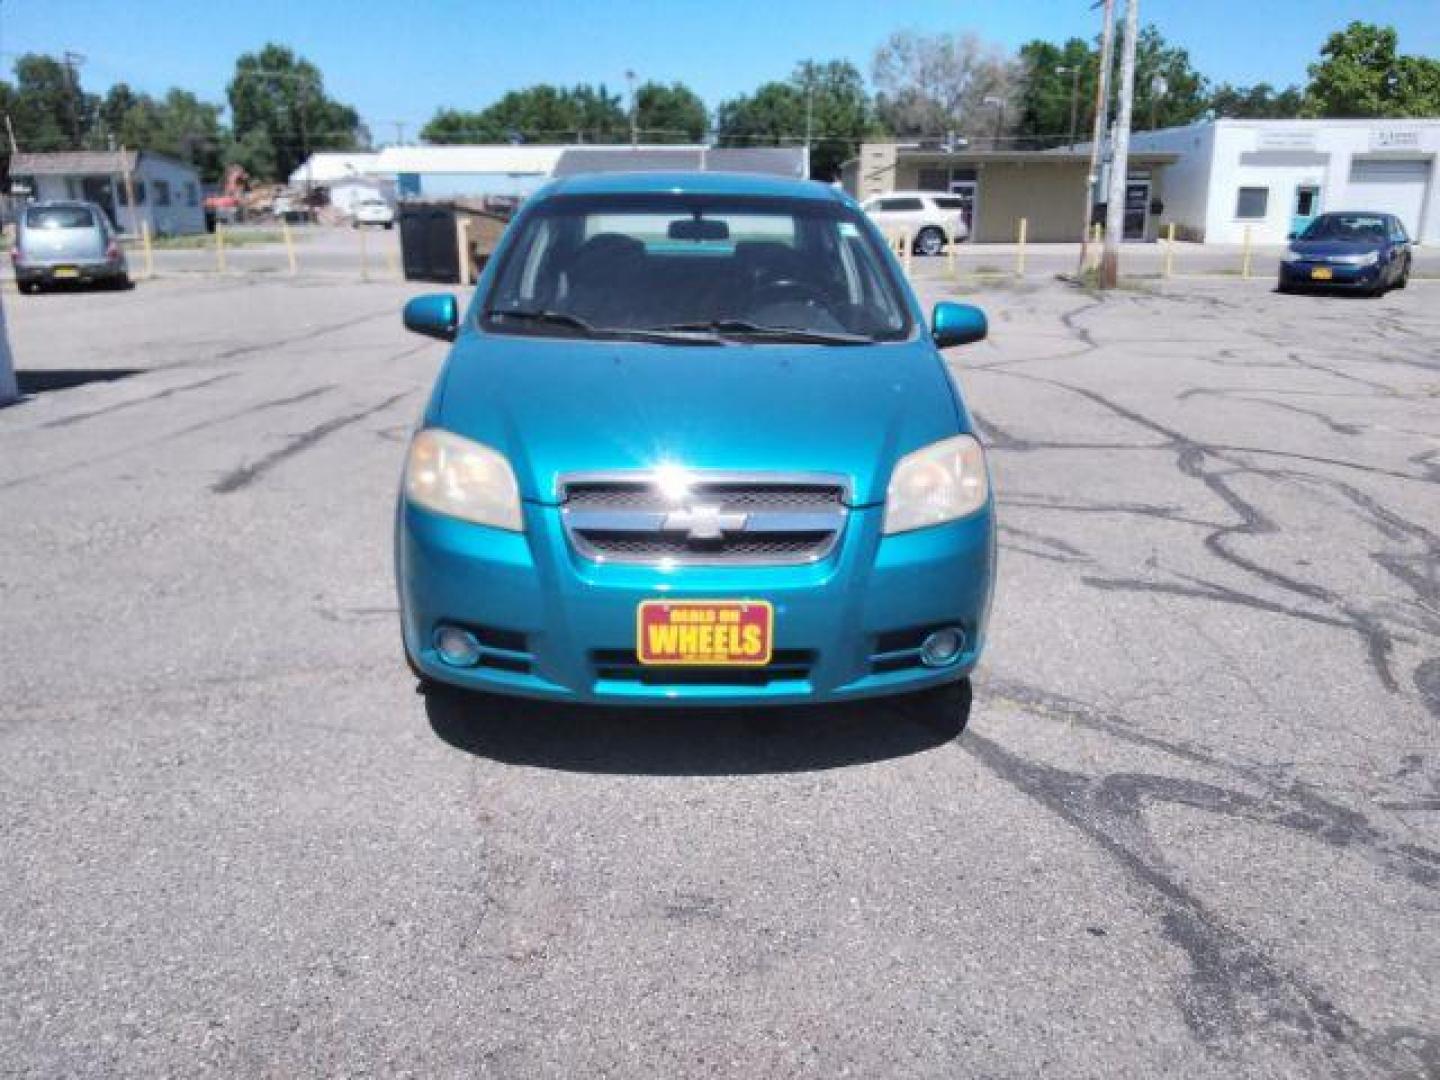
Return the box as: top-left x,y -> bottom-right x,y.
403,294 -> 459,342
931,301 -> 987,349
1286,231 -> 1298,241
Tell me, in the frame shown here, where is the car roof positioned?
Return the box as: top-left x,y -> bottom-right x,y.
543,170 -> 846,203
25,199 -> 102,211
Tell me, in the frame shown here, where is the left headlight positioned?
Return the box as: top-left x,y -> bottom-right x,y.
1335,251 -> 1380,266
883,434 -> 990,535
404,428 -> 522,531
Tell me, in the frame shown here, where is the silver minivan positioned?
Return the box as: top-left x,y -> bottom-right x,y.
13,201 -> 130,294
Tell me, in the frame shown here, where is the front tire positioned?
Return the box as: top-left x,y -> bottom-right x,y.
914,227 -> 945,257
901,677 -> 973,735
1394,257 -> 1409,290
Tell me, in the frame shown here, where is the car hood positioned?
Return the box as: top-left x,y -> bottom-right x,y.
1290,238 -> 1384,256
432,332 -> 965,506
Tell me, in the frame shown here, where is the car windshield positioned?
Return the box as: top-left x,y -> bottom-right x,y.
25,206 -> 96,230
482,193 -> 912,344
1300,214 -> 1388,242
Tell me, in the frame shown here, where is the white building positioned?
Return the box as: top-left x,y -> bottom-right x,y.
11,150 -> 206,236
364,144 -> 808,202
1129,118 -> 1440,244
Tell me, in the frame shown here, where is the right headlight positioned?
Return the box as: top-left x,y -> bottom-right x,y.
883,434 -> 989,535
404,428 -> 522,531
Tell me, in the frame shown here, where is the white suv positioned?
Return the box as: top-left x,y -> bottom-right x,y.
861,192 -> 970,255
353,199 -> 396,229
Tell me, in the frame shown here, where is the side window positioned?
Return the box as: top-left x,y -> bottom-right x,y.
1391,218 -> 1408,243
878,197 -> 924,212
1235,187 -> 1268,220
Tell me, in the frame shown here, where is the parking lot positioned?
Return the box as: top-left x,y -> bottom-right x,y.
2,269 -> 1437,1076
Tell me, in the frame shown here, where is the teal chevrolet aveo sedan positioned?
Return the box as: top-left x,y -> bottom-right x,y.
396,172 -> 996,712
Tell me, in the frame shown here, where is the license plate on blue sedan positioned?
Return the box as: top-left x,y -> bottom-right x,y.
1310,267 -> 1333,281
52,266 -> 80,279
637,600 -> 773,665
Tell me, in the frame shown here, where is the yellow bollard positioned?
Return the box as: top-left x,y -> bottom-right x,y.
1163,221 -> 1176,278
947,224 -> 957,278
141,221 -> 154,280
385,236 -> 399,280
215,222 -> 227,273
1016,217 -> 1028,277
359,223 -> 370,282
280,216 -> 297,276
1241,225 -> 1253,279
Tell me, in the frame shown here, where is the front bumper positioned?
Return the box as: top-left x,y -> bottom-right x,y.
1279,261 -> 1381,289
397,499 -> 996,705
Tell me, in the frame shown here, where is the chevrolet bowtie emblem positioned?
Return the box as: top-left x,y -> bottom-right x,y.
661,504 -> 749,542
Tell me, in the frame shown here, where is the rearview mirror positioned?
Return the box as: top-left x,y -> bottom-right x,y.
403,294 -> 459,342
668,218 -> 730,241
931,301 -> 987,349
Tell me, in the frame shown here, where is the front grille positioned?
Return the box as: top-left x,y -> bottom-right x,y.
592,649 -> 815,687
560,473 -> 848,566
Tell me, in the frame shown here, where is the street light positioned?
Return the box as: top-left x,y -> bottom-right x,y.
1055,64 -> 1083,150
625,69 -> 638,147
983,95 -> 1006,150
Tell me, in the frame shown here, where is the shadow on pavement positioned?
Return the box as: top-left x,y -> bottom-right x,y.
15,368 -> 142,395
426,682 -> 971,776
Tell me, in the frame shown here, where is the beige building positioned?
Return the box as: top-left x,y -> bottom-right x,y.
841,143 -> 1178,243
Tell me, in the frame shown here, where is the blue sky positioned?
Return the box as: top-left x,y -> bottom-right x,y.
5,0 -> 1438,137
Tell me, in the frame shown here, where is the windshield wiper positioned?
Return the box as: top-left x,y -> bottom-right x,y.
485,308 -> 724,345
652,319 -> 876,345
484,308 -> 599,334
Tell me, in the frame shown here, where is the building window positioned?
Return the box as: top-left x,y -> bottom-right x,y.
185,182 -> 199,207
916,167 -> 949,192
1235,186 -> 1268,219
131,181 -> 146,204
153,179 -> 171,207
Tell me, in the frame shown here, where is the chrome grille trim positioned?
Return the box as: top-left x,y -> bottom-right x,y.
559,471 -> 849,566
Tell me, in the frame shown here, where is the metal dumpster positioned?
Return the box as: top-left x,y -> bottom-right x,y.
397,201 -> 512,284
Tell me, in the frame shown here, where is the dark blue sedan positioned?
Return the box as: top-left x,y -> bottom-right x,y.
1278,211 -> 1413,296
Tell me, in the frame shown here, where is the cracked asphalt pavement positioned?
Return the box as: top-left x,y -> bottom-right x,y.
1,272 -> 1437,1077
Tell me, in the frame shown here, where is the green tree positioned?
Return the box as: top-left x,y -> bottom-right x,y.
7,53 -> 97,151
1302,21 -> 1440,117
1015,37 -> 1093,148
227,44 -> 362,179
95,84 -> 227,181
1207,82 -> 1303,119
421,83 -> 627,144
716,60 -> 874,180
635,81 -> 708,143
1130,26 -> 1209,130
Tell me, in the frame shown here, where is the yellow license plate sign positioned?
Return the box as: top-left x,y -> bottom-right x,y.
1310,267 -> 1333,281
637,600 -> 773,666
52,266 -> 80,279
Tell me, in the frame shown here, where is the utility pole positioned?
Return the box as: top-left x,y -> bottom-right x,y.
1100,0 -> 1140,289
625,70 -> 638,147
1077,0 -> 1116,277
804,65 -> 814,155
62,50 -> 86,148
392,120 -> 406,147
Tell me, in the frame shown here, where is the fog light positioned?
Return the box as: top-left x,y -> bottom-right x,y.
920,627 -> 965,668
434,625 -> 482,667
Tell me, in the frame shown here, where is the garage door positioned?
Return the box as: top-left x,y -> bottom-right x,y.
1347,158 -> 1430,236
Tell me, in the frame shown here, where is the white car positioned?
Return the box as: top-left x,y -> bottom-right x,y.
862,192 -> 970,255
353,199 -> 396,229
